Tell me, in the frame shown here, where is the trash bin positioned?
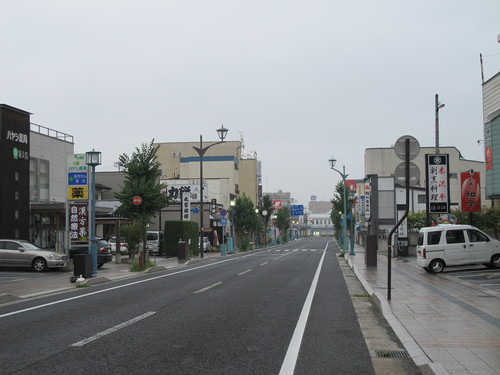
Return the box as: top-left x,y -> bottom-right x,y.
73,254 -> 92,278
366,235 -> 378,267
178,241 -> 189,263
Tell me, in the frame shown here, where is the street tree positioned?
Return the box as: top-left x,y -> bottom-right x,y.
230,194 -> 257,250
258,194 -> 274,246
330,181 -> 354,244
276,206 -> 291,243
114,140 -> 169,266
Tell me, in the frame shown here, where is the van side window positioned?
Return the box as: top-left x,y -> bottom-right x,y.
466,229 -> 489,243
427,231 -> 442,245
446,230 -> 465,244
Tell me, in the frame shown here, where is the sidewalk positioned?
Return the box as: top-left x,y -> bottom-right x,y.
344,244 -> 500,375
0,251 -> 222,303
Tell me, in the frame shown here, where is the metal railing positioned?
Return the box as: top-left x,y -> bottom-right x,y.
30,122 -> 74,143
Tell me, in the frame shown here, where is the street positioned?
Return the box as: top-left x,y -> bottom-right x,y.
0,238 -> 375,375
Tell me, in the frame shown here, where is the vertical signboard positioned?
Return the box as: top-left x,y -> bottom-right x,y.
426,154 -> 450,214
69,203 -> 88,241
460,171 -> 481,212
0,105 -> 30,239
67,154 -> 88,200
182,193 -> 191,221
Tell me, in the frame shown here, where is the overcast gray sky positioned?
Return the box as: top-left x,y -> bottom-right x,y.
2,1 -> 499,205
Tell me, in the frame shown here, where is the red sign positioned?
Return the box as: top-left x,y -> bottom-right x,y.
132,196 -> 142,205
273,200 -> 282,210
461,172 -> 481,212
345,179 -> 357,192
485,147 -> 492,171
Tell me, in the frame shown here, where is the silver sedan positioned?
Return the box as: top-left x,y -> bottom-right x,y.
0,239 -> 68,272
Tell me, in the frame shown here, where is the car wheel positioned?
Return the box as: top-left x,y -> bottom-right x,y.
428,259 -> 445,273
423,267 -> 431,273
32,258 -> 47,272
490,254 -> 500,269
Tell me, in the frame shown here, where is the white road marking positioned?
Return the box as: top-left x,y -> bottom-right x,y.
260,262 -> 269,266
70,311 -> 156,347
0,257 -> 242,319
238,269 -> 252,276
279,243 -> 327,375
194,282 -> 223,294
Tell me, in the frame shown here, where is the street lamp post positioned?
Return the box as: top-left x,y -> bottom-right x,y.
329,157 -> 355,255
86,149 -> 102,277
193,125 -> 228,258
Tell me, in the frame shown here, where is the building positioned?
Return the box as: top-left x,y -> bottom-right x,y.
482,71 -> 500,206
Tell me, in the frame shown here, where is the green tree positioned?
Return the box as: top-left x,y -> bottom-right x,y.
230,194 -> 257,250
114,140 -> 169,266
330,181 -> 354,243
276,206 -> 291,243
258,195 -> 274,246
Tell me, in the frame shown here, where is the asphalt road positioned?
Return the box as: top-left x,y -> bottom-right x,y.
0,237 -> 375,375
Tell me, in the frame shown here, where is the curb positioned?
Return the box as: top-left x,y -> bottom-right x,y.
343,254 -> 449,375
0,293 -> 21,304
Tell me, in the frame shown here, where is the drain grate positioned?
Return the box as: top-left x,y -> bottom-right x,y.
375,350 -> 410,358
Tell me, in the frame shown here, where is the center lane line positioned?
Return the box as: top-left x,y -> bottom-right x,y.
194,282 -> 223,294
238,269 -> 252,276
71,311 -> 156,347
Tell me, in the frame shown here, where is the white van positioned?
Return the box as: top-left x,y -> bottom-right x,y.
417,224 -> 500,273
146,231 -> 164,255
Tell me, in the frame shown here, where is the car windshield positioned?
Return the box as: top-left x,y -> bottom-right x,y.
147,233 -> 158,241
18,241 -> 41,251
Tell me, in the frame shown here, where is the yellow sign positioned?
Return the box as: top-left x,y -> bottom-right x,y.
68,185 -> 88,200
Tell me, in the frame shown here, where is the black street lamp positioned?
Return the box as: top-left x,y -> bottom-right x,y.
329,157 -> 355,255
193,125 -> 228,258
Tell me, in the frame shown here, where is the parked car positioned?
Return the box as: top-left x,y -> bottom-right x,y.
109,237 -> 129,255
0,239 -> 68,272
200,237 -> 212,252
70,239 -> 113,268
417,224 -> 500,273
146,231 -> 164,255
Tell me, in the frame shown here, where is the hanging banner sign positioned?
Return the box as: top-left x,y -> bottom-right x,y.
426,154 -> 450,214
460,171 -> 481,212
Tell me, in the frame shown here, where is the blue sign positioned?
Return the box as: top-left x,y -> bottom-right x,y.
68,172 -> 88,186
290,205 -> 304,216
192,207 -> 199,214
220,209 -> 227,217
220,218 -> 227,226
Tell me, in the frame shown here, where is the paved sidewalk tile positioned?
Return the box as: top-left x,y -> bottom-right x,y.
346,244 -> 500,375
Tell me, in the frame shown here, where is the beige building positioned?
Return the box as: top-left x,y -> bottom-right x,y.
155,140 -> 243,210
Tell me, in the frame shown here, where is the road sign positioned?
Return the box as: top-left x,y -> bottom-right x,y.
220,218 -> 227,226
132,196 -> 142,205
394,135 -> 420,161
290,205 -> 304,216
220,209 -> 227,216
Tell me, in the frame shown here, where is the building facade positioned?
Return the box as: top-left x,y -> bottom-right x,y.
482,71 -> 500,206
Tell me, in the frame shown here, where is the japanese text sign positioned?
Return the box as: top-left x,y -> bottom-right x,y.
460,171 -> 481,212
426,154 -> 450,214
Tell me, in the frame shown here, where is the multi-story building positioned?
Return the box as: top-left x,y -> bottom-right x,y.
482,71 -> 500,206
0,104 -> 76,250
